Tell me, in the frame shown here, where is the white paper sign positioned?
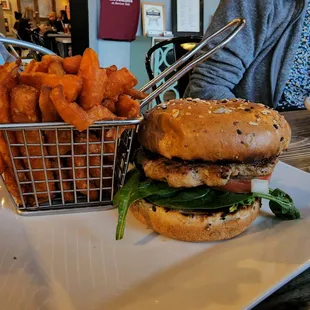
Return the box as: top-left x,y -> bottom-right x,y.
177,0 -> 200,32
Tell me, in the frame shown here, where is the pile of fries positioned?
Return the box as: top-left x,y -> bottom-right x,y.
0,48 -> 146,207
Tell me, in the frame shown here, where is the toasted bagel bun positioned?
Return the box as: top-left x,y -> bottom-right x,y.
130,198 -> 261,242
138,98 -> 291,162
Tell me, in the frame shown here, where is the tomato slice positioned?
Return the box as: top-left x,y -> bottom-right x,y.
214,174 -> 272,193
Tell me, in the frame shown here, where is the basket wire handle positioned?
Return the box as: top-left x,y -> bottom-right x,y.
0,36 -> 55,56
139,18 -> 246,109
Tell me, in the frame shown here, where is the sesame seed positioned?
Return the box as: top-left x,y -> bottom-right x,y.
237,129 -> 242,135
273,124 -> 279,129
261,110 -> 271,115
186,112 -> 191,116
214,107 -> 232,114
172,109 -> 179,118
220,129 -> 224,132
208,111 -> 212,114
249,122 -> 258,126
199,115 -> 204,118
188,106 -> 192,109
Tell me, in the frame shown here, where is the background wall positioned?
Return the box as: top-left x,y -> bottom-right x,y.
1,0 -> 68,37
1,0 -> 18,36
89,0 -> 220,69
55,0 -> 68,13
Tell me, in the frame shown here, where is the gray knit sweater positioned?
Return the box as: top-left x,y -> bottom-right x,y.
184,0 -> 308,108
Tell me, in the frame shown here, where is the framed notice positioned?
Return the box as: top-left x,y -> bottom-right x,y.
4,16 -> 13,34
141,2 -> 165,36
37,0 -> 53,18
172,0 -> 203,36
1,0 -> 11,10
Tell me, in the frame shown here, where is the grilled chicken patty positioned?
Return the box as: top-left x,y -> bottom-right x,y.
136,148 -> 278,188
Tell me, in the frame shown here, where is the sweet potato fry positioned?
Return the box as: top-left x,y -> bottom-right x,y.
40,86 -> 71,193
87,105 -> 120,122
0,59 -> 21,91
106,64 -> 117,76
11,85 -> 55,203
3,169 -> 22,205
24,60 -> 37,73
0,135 -> 27,182
0,153 -> 6,175
63,55 -> 82,74
50,160 -> 73,203
76,133 -> 112,188
102,99 -> 117,114
78,48 -> 107,110
20,72 -> 83,102
41,54 -> 63,63
125,88 -> 148,100
89,155 -> 112,188
59,168 -> 74,203
48,61 -> 66,76
39,86 -> 61,122
50,85 -> 91,131
14,133 -> 55,204
0,86 -> 27,181
45,130 -> 71,156
34,55 -> 63,73
116,94 -> 140,118
0,86 -> 10,123
68,140 -> 99,201
102,68 -> 138,99
11,85 -> 40,123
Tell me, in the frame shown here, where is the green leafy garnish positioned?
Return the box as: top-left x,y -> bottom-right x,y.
253,188 -> 300,220
147,188 -> 255,210
113,169 -> 142,240
113,169 -> 300,240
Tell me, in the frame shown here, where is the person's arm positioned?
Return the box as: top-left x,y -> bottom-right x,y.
184,0 -> 273,100
0,43 -> 16,65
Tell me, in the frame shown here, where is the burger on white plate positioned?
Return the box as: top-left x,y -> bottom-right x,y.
114,98 -> 300,242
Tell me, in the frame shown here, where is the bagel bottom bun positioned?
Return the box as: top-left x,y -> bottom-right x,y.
130,198 -> 261,242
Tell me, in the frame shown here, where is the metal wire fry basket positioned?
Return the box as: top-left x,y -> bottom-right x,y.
0,120 -> 141,214
0,18 -> 245,215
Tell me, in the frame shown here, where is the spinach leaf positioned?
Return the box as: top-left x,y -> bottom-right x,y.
138,179 -> 182,199
253,188 -> 300,220
114,168 -> 142,240
147,187 -> 255,210
114,170 -> 300,240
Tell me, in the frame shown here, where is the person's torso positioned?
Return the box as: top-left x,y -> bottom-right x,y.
277,1 -> 310,110
234,0 -> 308,109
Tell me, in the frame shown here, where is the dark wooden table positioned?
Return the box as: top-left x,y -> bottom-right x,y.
254,110 -> 310,310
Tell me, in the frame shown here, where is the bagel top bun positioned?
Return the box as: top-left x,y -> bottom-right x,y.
138,98 -> 291,162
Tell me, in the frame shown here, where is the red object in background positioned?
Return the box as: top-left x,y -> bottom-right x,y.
99,0 -> 140,42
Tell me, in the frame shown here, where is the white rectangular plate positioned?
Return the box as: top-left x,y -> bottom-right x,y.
0,161 -> 309,310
